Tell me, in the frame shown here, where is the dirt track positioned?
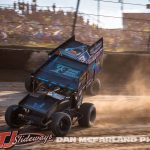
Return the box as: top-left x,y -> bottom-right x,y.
0,82 -> 150,149
0,51 -> 150,149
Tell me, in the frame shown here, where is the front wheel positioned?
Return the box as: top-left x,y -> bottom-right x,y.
5,105 -> 23,128
78,103 -> 96,127
50,112 -> 72,137
25,76 -> 37,92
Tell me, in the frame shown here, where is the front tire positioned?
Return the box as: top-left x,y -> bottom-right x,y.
78,103 -> 96,127
25,76 -> 36,92
5,105 -> 23,128
50,112 -> 72,137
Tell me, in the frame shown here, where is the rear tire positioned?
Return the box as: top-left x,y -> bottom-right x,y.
78,103 -> 96,127
5,105 -> 23,128
86,78 -> 101,96
50,112 -> 72,137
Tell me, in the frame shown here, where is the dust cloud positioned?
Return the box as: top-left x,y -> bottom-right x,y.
89,54 -> 150,125
25,52 -> 48,72
125,54 -> 150,96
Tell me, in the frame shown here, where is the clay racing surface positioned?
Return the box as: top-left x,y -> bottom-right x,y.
0,82 -> 150,150
0,52 -> 150,149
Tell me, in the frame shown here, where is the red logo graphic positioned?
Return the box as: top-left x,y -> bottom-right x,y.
0,131 -> 18,149
0,131 -> 53,149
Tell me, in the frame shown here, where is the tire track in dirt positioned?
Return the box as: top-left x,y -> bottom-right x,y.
0,82 -> 150,149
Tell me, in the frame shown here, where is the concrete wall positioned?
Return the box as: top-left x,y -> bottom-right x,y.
0,49 -> 150,90
0,46 -> 51,70
0,49 -> 31,69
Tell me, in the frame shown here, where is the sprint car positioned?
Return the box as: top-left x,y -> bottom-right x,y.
5,36 -> 103,136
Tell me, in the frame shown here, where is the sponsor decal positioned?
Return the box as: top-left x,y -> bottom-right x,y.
89,40 -> 103,55
51,64 -> 80,78
0,131 -> 54,149
87,49 -> 103,64
59,46 -> 90,63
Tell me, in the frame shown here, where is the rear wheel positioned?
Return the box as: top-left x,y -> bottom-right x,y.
78,103 -> 96,127
50,112 -> 72,137
86,78 -> 101,96
5,105 -> 23,128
